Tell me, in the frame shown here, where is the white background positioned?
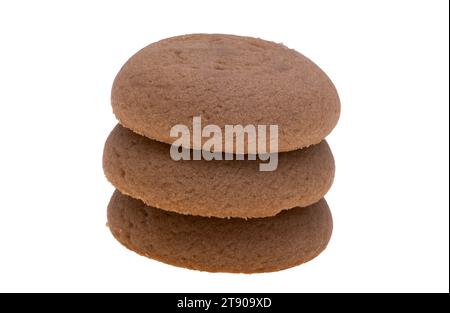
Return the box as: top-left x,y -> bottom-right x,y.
0,0 -> 448,293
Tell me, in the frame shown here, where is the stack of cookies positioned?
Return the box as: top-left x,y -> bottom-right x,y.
103,34 -> 340,273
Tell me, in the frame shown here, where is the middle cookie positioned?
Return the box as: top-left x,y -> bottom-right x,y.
103,124 -> 335,218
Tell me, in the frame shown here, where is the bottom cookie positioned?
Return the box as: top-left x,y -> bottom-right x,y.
107,190 -> 333,273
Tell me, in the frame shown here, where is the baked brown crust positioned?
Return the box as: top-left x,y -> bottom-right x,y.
111,34 -> 340,153
103,124 -> 335,218
107,190 -> 333,273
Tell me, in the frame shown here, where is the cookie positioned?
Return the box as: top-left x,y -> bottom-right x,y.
111,34 -> 340,153
103,124 -> 335,218
107,190 -> 333,273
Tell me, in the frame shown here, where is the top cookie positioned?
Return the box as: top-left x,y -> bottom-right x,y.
112,34 -> 340,152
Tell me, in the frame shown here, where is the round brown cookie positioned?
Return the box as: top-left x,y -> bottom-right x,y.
111,34 -> 340,153
103,124 -> 335,218
107,190 -> 333,273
